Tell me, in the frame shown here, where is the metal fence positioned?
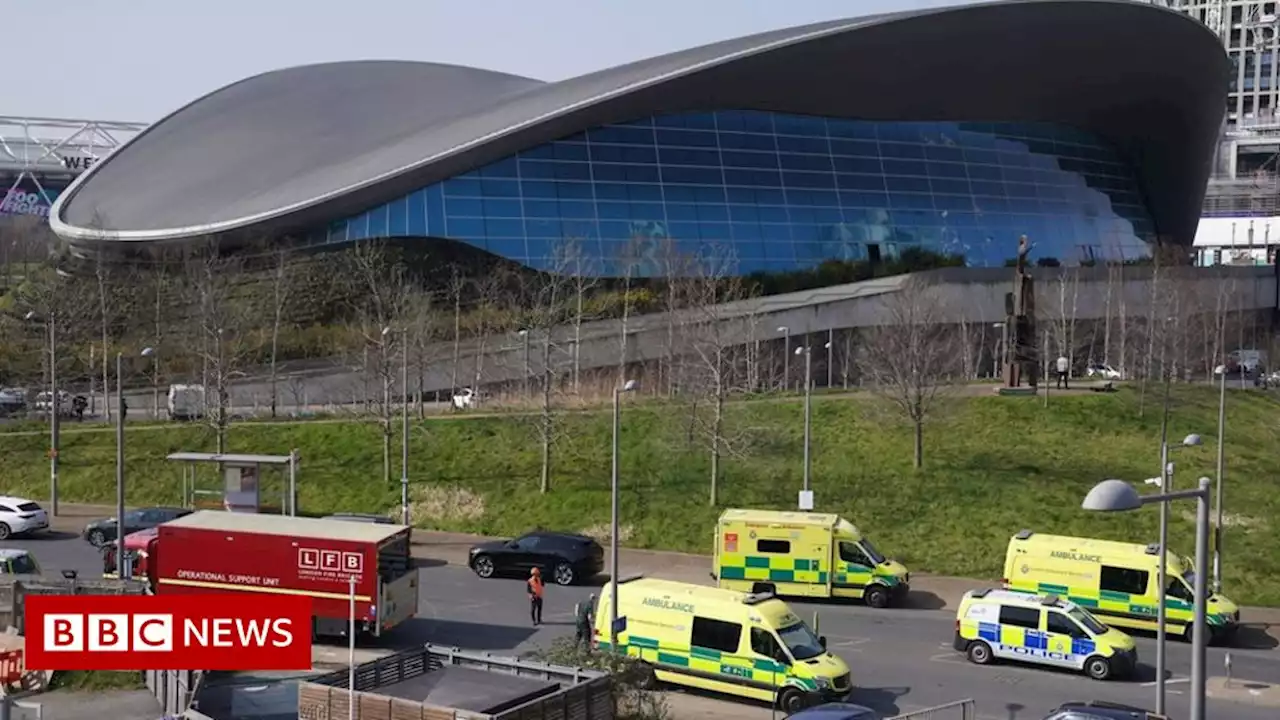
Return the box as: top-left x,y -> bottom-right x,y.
888,699 -> 976,720
10,699 -> 43,720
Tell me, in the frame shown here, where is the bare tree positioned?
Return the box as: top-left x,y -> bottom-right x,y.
563,238 -> 599,395
183,243 -> 253,452
265,247 -> 295,418
342,240 -> 413,484
524,249 -> 578,493
856,282 -> 960,469
468,268 -> 510,392
657,238 -> 694,397
614,240 -> 642,386
683,246 -> 750,505
1045,267 -> 1082,377
446,265 -> 466,395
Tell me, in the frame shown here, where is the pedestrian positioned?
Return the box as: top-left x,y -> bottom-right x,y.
527,567 -> 544,626
1055,354 -> 1070,389
575,593 -> 596,649
120,396 -> 129,419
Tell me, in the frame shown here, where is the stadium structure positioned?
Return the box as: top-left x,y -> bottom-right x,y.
1145,1 -> 1280,265
50,0 -> 1226,278
1,116 -> 146,220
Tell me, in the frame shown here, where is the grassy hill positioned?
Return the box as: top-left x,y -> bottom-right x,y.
6,385 -> 1280,605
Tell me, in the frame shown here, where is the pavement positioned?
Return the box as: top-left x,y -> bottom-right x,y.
9,506 -> 1280,720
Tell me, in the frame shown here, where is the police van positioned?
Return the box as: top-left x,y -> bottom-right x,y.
594,576 -> 852,713
1003,530 -> 1240,644
713,508 -> 909,608
954,588 -> 1137,680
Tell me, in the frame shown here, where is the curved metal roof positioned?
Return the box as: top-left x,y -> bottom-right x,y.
51,0 -> 1228,249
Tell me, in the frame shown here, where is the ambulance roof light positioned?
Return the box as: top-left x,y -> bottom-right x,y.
1040,594 -> 1061,606
618,574 -> 645,585
1144,543 -> 1161,555
744,592 -> 776,605
970,588 -> 991,599
1015,529 -> 1034,540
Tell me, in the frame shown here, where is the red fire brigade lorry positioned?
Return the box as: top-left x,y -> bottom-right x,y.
144,510 -> 418,638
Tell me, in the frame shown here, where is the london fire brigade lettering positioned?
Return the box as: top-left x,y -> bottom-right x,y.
297,547 -> 363,582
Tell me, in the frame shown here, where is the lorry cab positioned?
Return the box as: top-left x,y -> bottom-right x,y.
596,576 -> 852,714
103,527 -> 159,580
0,549 -> 40,575
1004,530 -> 1240,645
715,508 -> 909,608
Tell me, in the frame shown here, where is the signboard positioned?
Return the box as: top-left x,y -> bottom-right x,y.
223,464 -> 260,513
0,180 -> 64,218
798,490 -> 814,511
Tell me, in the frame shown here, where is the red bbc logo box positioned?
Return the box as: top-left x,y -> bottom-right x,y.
24,593 -> 313,671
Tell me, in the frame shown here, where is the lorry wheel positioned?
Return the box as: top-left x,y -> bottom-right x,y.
864,584 -> 891,609
0,523 -> 9,541
966,640 -> 993,665
471,555 -> 495,579
88,529 -> 106,547
1085,655 -> 1112,681
777,687 -> 806,714
552,562 -> 575,586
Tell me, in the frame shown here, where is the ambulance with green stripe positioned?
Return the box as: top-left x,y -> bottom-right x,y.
713,509 -> 909,608
594,576 -> 852,713
1004,530 -> 1241,645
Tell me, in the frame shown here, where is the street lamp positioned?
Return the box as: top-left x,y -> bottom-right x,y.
1147,431 -> 1203,715
113,347 -> 154,578
518,329 -> 531,397
777,326 -> 790,392
1083,477 -> 1212,720
609,378 -> 639,654
1213,361 -> 1227,594
25,310 -> 60,516
382,326 -> 411,525
794,343 -> 830,503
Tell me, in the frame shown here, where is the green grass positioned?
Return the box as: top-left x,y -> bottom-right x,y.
48,670 -> 145,691
6,386 -> 1280,605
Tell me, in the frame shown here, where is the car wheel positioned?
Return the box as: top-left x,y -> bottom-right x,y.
777,687 -> 807,714
471,555 -> 495,579
966,640 -> 993,665
864,584 -> 891,609
553,561 -> 575,586
0,523 -> 10,541
1085,655 -> 1112,681
88,529 -> 106,547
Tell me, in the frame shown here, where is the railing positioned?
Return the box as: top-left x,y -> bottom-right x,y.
888,698 -> 977,720
10,699 -> 43,720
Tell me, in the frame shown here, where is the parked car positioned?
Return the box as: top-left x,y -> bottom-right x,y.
33,390 -> 75,418
1085,363 -> 1122,380
452,387 -> 479,410
0,387 -> 26,415
0,549 -> 41,575
1041,701 -> 1166,720
469,531 -> 605,585
320,512 -> 396,524
786,703 -> 881,720
82,506 -> 193,546
0,496 -> 50,540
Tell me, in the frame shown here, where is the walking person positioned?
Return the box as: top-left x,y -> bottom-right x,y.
527,567 -> 544,626
1055,354 -> 1070,389
575,593 -> 596,650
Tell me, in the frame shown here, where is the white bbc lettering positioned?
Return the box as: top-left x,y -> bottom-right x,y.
183,617 -> 296,648
87,614 -> 131,652
342,552 -> 363,573
298,548 -> 319,570
44,614 -> 84,652
132,614 -> 174,652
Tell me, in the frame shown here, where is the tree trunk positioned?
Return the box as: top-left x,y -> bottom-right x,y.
540,336 -> 553,493
912,420 -> 924,470
97,265 -> 111,421
710,389 -> 724,505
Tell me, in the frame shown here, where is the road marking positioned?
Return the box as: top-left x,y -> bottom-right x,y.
1141,676 -> 1191,687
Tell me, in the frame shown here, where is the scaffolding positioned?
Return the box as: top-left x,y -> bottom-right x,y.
0,115 -> 146,218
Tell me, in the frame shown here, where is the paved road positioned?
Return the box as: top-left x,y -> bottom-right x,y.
12,532 -> 1280,719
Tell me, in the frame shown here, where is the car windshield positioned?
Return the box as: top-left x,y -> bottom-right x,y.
860,540 -> 886,565
1181,572 -> 1208,598
9,554 -> 38,575
1067,606 -> 1108,635
777,622 -> 825,661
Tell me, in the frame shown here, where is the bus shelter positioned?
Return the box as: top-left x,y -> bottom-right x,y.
166,451 -> 299,516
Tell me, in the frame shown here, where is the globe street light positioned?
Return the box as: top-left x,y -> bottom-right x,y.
609,378 -> 639,654
1083,477 -> 1212,720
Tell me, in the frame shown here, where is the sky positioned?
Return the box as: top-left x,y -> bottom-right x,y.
9,0 -> 972,122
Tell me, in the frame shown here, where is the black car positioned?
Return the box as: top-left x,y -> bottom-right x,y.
83,506 -> 192,546
469,531 -> 604,586
786,702 -> 881,720
1042,701 -> 1166,720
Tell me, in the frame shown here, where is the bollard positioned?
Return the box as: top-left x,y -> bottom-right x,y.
1225,652 -> 1233,688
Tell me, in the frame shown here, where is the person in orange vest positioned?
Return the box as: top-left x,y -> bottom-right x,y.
527,567 -> 545,626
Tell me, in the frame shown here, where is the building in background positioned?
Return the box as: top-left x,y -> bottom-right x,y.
50,1 -> 1226,279
1,116 -> 146,219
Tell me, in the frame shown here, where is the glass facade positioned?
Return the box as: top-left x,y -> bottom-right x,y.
303,110 -> 1157,275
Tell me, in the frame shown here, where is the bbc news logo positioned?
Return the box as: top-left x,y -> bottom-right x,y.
24,593 -> 312,671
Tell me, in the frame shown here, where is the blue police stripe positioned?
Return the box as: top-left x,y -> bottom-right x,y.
1025,630 -> 1048,650
1071,637 -> 1096,656
978,622 -> 1000,642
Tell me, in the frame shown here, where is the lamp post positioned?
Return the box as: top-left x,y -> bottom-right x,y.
518,329 -> 531,397
113,346 -> 154,578
150,344 -> 161,419
610,378 -> 639,654
1213,363 -> 1227,594
777,326 -> 790,392
1149,429 -> 1203,716
794,342 -> 831,499
25,310 -> 60,516
1083,477 -> 1213,720
400,330 -> 409,526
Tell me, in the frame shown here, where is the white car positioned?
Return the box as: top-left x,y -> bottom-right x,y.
451,387 -> 478,410
0,495 -> 50,540
33,390 -> 75,418
1085,363 -> 1122,380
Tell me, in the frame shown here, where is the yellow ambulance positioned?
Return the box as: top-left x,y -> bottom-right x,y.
713,508 -> 909,608
1003,530 -> 1240,644
594,576 -> 852,713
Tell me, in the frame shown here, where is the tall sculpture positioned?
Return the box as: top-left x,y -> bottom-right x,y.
1002,235 -> 1038,388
